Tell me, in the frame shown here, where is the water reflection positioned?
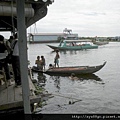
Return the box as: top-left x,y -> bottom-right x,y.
76,74 -> 102,81
59,50 -> 67,54
51,76 -> 60,90
47,73 -> 104,89
37,72 -> 47,83
33,71 -> 104,90
47,73 -> 102,81
51,50 -> 67,54
59,50 -> 78,55
51,50 -> 89,55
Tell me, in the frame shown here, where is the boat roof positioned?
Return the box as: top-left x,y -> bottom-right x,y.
63,39 -> 92,42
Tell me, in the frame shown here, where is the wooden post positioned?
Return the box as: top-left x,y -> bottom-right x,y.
16,0 -> 31,114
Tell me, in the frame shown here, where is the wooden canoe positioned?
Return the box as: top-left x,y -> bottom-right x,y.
32,61 -> 106,75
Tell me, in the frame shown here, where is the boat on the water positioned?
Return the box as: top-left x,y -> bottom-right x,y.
32,61 -> 106,75
92,40 -> 109,46
47,40 -> 98,51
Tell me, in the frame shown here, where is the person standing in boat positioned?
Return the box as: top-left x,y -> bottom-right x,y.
54,50 -> 60,67
35,56 -> 42,70
41,55 -> 46,71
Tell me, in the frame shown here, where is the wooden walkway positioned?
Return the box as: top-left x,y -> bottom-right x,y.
0,76 -> 41,111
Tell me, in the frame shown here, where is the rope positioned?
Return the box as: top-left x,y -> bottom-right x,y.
52,93 -> 82,101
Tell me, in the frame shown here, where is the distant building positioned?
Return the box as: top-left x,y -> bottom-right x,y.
115,36 -> 120,41
110,36 -> 120,41
28,28 -> 78,43
95,37 -> 108,41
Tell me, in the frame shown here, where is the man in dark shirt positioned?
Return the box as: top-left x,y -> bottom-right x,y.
0,35 -> 12,86
0,40 -> 7,52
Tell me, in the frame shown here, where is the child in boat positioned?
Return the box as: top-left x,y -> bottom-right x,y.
49,64 -> 54,69
41,55 -> 46,71
54,50 -> 60,67
35,56 -> 42,70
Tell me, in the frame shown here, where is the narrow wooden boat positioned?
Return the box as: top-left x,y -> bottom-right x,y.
32,61 -> 106,75
47,40 -> 98,51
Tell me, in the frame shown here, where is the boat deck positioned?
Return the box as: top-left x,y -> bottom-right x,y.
0,76 -> 41,111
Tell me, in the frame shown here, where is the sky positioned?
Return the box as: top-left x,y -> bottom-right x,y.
2,0 -> 120,38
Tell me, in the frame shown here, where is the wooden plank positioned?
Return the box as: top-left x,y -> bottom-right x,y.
14,86 -> 23,102
0,85 -> 8,105
7,84 -> 15,103
0,75 -> 42,111
0,96 -> 41,111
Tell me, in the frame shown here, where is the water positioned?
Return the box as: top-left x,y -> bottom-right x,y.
28,42 -> 120,114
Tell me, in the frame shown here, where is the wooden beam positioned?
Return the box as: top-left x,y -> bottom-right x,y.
16,0 -> 31,114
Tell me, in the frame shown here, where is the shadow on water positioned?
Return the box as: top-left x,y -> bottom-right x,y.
35,73 -> 104,113
31,70 -> 106,114
46,73 -> 102,82
32,70 -> 105,92
44,73 -> 104,91
34,72 -> 104,87
37,72 -> 47,83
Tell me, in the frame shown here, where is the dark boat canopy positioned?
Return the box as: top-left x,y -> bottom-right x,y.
0,0 -> 53,32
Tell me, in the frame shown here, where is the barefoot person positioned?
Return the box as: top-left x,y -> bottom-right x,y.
35,56 -> 42,70
54,50 -> 60,67
41,55 -> 46,71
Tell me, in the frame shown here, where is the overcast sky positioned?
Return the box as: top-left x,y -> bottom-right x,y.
2,0 -> 120,38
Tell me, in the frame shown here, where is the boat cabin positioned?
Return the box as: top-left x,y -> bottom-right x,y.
59,40 -> 93,47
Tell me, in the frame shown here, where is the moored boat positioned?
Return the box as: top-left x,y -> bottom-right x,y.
47,40 -> 98,51
32,61 -> 106,75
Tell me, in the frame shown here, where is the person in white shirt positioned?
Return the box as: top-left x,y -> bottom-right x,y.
11,33 -> 21,87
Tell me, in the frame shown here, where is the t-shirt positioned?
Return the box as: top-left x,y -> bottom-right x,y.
12,40 -> 19,56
